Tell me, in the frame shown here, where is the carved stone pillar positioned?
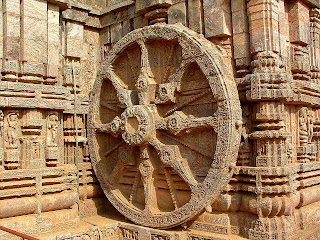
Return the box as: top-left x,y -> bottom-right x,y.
288,0 -> 311,81
242,1 -> 295,238
64,114 -> 86,164
250,102 -> 290,167
20,0 -> 48,83
62,20 -> 83,91
136,0 -> 172,25
2,0 -> 20,81
310,8 -> 320,84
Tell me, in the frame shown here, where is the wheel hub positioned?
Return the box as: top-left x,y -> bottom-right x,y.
121,105 -> 155,146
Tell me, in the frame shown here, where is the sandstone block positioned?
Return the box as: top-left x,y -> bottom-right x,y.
22,62 -> 46,76
233,33 -> 251,61
122,19 -> 133,36
67,22 -> 84,40
22,17 -> 47,42
47,64 -> 59,78
66,22 -> 84,58
100,27 -> 110,45
168,2 -> 187,25
62,8 -> 89,23
4,36 -> 20,60
187,0 -> 203,33
22,38 -> 47,63
110,22 -> 122,43
232,10 -> 249,34
46,147 -> 60,160
288,0 -> 310,45
67,38 -> 83,58
3,0 -> 20,14
231,0 -> 246,13
48,23 -> 59,43
133,16 -> 148,29
2,59 -> 19,73
3,13 -> 20,38
48,4 -> 59,24
203,0 -> 232,38
136,0 -> 172,12
22,0 -> 47,20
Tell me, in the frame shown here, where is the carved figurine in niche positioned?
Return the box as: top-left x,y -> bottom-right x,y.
299,107 -> 315,146
5,111 -> 20,149
31,142 -> 40,159
0,110 -> 3,170
307,109 -> 315,143
0,110 -> 4,125
47,113 -> 59,147
299,107 -> 309,146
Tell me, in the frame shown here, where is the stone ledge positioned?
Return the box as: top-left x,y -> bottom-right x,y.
303,0 -> 320,8
101,0 -> 135,15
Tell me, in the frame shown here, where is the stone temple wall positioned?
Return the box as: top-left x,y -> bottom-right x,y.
1,0 -> 320,239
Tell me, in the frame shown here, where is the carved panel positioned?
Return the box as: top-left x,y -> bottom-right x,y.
3,110 -> 21,170
46,111 -> 61,167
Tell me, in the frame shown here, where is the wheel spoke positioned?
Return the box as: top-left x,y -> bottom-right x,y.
138,146 -> 159,213
163,167 -> 179,210
155,59 -> 193,105
94,116 -> 123,137
168,58 -> 192,84
163,89 -> 211,117
150,139 -> 198,190
136,40 -> 156,105
100,102 -> 122,113
109,158 -> 125,185
106,71 -> 135,107
105,141 -> 124,157
129,170 -> 140,203
156,111 -> 219,136
161,131 -> 213,160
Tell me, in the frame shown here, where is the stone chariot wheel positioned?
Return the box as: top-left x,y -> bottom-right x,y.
88,24 -> 241,229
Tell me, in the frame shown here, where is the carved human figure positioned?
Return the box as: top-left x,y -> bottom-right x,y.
299,107 -> 315,146
299,107 -> 309,146
0,110 -> 4,125
47,113 -> 59,147
238,105 -> 251,166
0,110 -> 3,170
307,109 -> 315,143
5,112 -> 20,149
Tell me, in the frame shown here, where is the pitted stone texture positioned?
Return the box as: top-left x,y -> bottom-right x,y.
88,24 -> 241,229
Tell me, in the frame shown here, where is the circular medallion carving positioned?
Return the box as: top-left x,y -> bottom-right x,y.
88,24 -> 242,229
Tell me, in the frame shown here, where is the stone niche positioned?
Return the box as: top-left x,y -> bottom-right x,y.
1,0 -> 320,240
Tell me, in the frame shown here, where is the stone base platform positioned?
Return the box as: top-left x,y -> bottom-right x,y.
35,214 -> 247,240
33,212 -> 320,240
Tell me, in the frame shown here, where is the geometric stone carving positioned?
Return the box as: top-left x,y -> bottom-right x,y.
88,24 -> 241,228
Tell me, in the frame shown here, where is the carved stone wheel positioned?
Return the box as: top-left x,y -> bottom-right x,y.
88,24 -> 241,229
